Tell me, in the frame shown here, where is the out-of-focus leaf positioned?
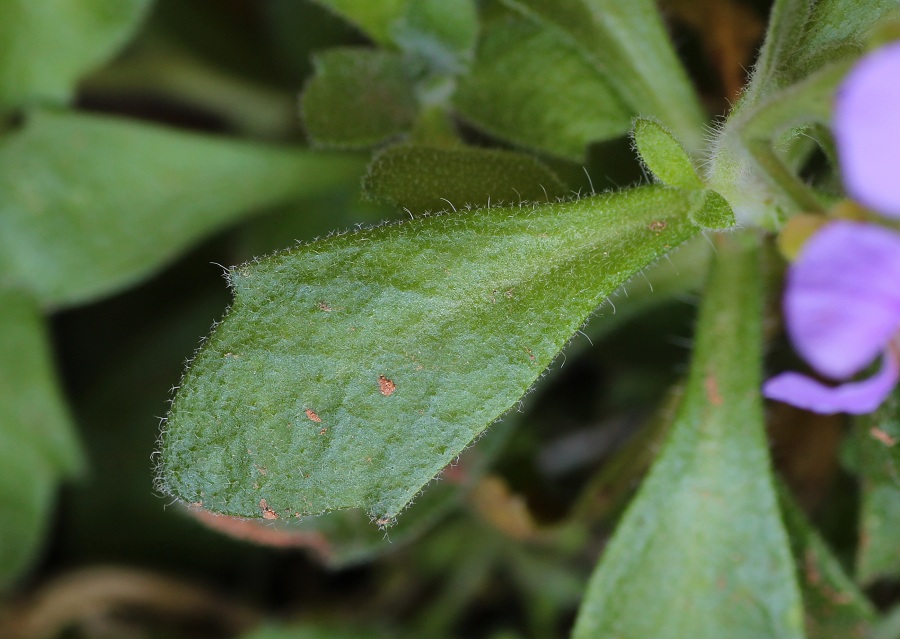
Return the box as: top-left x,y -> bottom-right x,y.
301,48 -> 419,149
241,624 -> 394,639
160,186 -> 733,521
0,287 -> 82,587
856,392 -> 900,585
778,486 -> 877,639
390,0 -> 478,73
309,0 -> 409,46
363,144 -> 567,214
454,18 -> 632,160
0,110 -> 367,309
0,0 -> 151,109
633,117 -> 703,190
572,234 -> 804,639
501,0 -> 706,151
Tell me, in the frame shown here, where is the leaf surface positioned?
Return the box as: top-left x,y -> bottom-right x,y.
0,0 -> 151,108
633,117 -> 703,190
501,0 -> 706,151
856,394 -> 900,584
363,144 -> 567,214
454,17 -> 632,160
779,486 -> 877,639
301,48 -> 419,149
0,110 -> 366,309
389,0 -> 478,73
0,288 -> 82,587
308,0 -> 409,46
161,186 -> 733,521
572,233 -> 804,639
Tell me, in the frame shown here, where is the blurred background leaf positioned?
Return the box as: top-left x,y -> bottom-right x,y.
0,288 -> 82,588
0,0 -> 152,110
0,110 -> 366,309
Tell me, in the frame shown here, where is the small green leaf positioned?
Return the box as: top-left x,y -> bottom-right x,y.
501,0 -> 706,151
161,185 -> 728,521
390,0 -> 479,73
0,287 -> 82,587
632,118 -> 703,190
307,0 -> 409,46
856,394 -> 900,585
301,48 -> 419,149
363,144 -> 567,214
454,17 -> 632,160
778,486 -> 877,639
0,110 -> 366,309
691,190 -> 735,229
572,233 -> 804,639
0,0 -> 151,109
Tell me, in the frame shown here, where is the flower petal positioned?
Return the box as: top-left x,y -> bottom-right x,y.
786,221 -> 900,379
763,348 -> 899,415
833,41 -> 900,217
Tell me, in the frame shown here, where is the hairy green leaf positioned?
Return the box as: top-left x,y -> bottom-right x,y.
779,486 -> 877,639
0,110 -> 366,309
301,48 -> 419,149
454,17 -> 632,160
572,233 -> 804,639
856,394 -> 900,585
363,144 -> 567,214
0,288 -> 82,587
307,0 -> 409,46
0,0 -> 151,109
160,186 -> 733,521
501,0 -> 706,151
632,117 -> 703,190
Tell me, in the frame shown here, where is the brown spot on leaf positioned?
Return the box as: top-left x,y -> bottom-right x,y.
378,375 -> 396,396
256,465 -> 268,476
870,426 -> 897,447
649,220 -> 667,233
317,301 -> 332,312
305,408 -> 322,423
319,427 -> 327,435
375,517 -> 394,527
704,374 -> 723,406
259,499 -> 279,520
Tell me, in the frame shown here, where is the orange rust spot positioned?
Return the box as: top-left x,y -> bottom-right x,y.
305,408 -> 322,423
704,374 -> 723,406
319,427 -> 327,435
256,465 -> 268,476
259,498 -> 279,520
649,220 -> 667,233
870,426 -> 898,447
378,375 -> 396,396
317,301 -> 332,312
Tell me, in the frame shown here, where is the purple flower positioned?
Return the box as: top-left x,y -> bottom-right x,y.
763,43 -> 900,414
832,41 -> 900,217
763,222 -> 900,414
